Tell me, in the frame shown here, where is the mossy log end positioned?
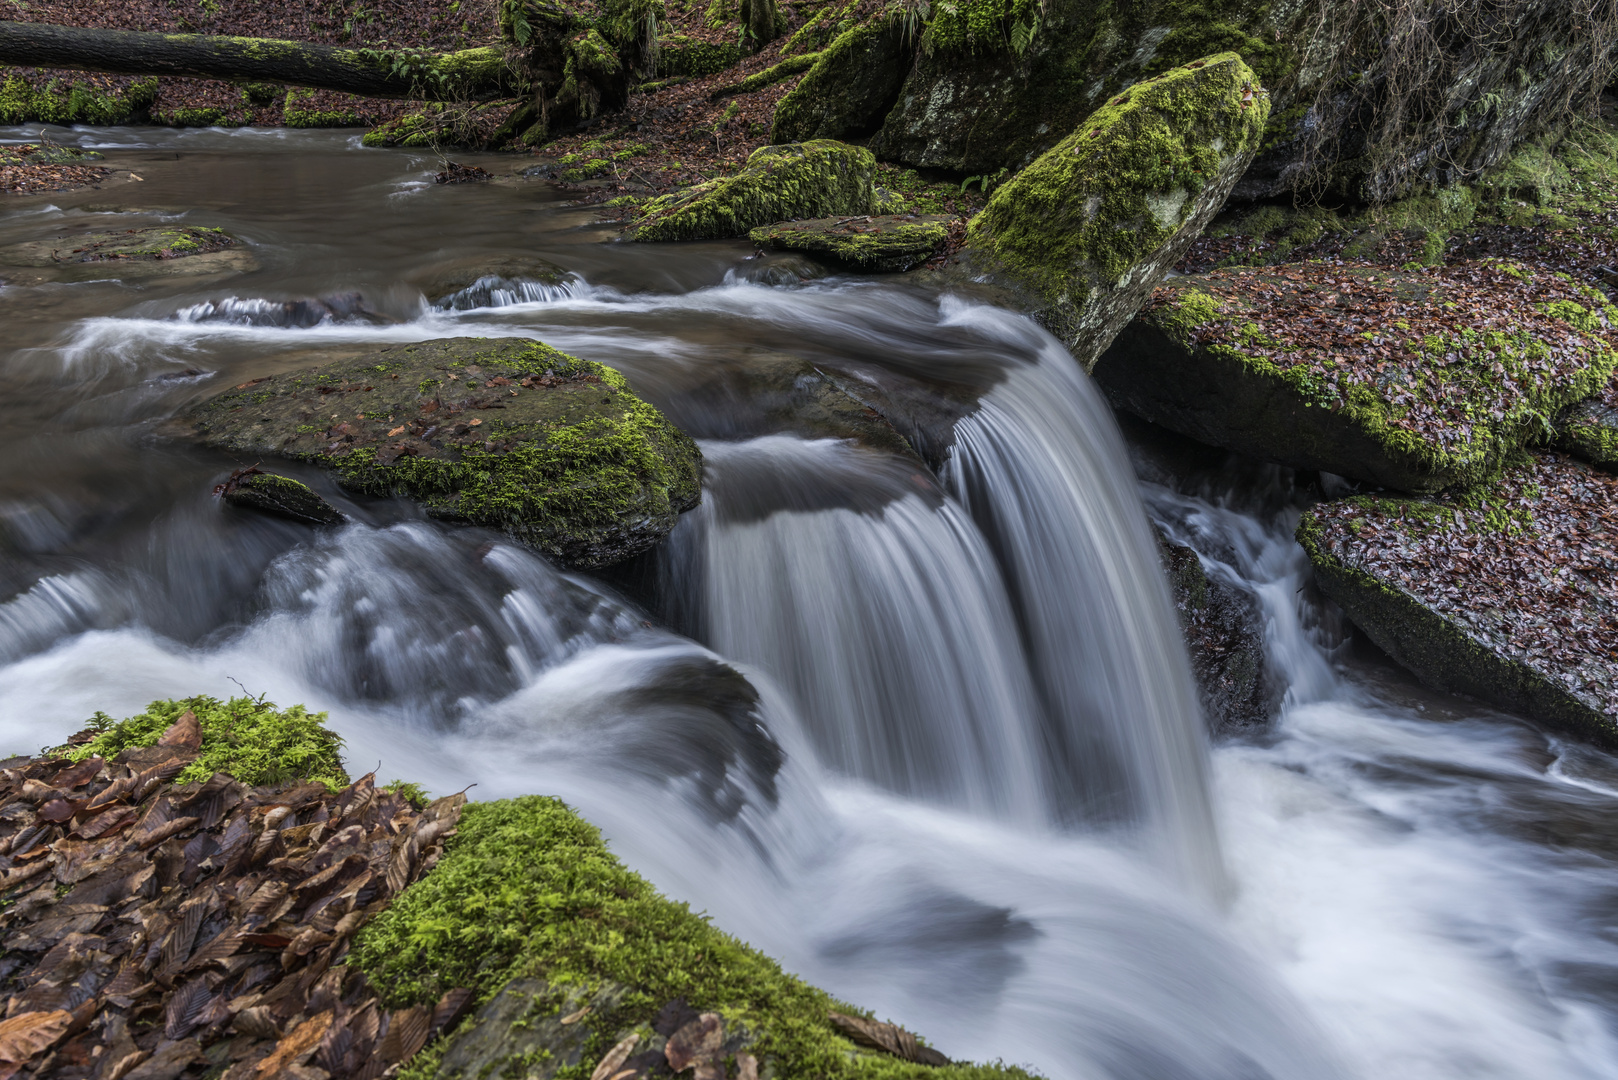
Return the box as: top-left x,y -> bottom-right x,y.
0,20 -> 518,100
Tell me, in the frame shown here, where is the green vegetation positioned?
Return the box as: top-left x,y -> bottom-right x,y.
751,216 -> 949,271
154,106 -> 237,127
632,140 -> 878,241
185,338 -> 701,569
283,88 -> 367,127
966,53 -> 1269,353
60,695 -> 349,789
0,74 -> 158,126
354,796 -> 1039,1080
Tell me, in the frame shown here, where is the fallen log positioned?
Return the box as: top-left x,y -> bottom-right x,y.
0,20 -> 519,100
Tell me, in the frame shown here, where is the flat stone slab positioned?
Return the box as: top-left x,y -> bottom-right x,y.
1097,260 -> 1618,493
180,337 -> 701,568
1299,451 -> 1618,746
0,225 -> 254,283
749,214 -> 951,272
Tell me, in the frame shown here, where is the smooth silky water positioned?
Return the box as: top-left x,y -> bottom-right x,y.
1,126 -> 1615,1079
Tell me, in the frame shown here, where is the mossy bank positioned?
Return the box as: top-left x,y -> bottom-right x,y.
180,337 -> 701,568
1096,260 -> 1618,493
1299,452 -> 1618,747
354,794 -> 1040,1080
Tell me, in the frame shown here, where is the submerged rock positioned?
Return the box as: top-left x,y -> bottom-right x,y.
963,53 -> 1269,371
0,225 -> 253,282
630,141 -> 878,242
749,214 -> 950,272
413,253 -> 572,306
1159,533 -> 1273,730
181,337 -> 701,569
769,19 -> 912,144
1298,452 -> 1618,747
214,468 -> 346,526
1096,261 -> 1618,493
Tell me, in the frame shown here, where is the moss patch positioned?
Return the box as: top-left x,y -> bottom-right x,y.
0,226 -> 234,265
182,337 -> 702,568
770,18 -> 909,143
750,214 -> 949,271
59,695 -> 349,789
965,52 -> 1269,366
354,796 -> 1039,1080
630,139 -> 877,242
1098,260 -> 1618,492
0,73 -> 157,126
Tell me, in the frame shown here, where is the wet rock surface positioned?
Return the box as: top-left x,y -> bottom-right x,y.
0,225 -> 253,282
1099,260 -> 1618,493
1554,375 -> 1618,470
961,53 -> 1269,372
750,214 -> 950,272
412,254 -> 571,306
180,337 -> 702,569
213,468 -> 346,527
1299,452 -> 1618,746
769,19 -> 911,145
1158,533 -> 1273,731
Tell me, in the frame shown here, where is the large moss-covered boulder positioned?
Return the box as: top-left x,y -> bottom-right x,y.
1095,261 -> 1618,493
181,338 -> 701,568
1299,452 -> 1618,747
770,19 -> 913,144
964,52 -> 1268,371
872,0 -> 1605,204
630,141 -> 877,242
353,795 -> 1037,1080
750,214 -> 950,272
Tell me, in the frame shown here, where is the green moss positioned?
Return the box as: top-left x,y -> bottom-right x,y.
656,33 -> 746,77
771,19 -> 909,144
354,796 -> 1039,1080
0,74 -> 158,126
382,779 -> 432,810
966,53 -> 1269,349
927,0 -> 1043,55
750,217 -> 949,271
185,338 -> 701,569
1136,264 -> 1618,490
632,140 -> 877,242
712,50 -> 821,99
58,696 -> 348,790
154,106 -> 237,127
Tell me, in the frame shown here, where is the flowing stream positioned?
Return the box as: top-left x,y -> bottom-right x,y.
2,127 -> 1616,1079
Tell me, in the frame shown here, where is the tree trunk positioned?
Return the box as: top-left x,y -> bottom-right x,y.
0,20 -> 519,100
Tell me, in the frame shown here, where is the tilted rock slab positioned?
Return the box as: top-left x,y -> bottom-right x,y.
769,18 -> 912,144
749,214 -> 950,272
1096,260 -> 1618,493
630,140 -> 878,242
1299,452 -> 1618,747
963,52 -> 1269,372
181,337 -> 701,569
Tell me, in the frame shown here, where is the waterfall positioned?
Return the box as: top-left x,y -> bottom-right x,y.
940,303 -> 1218,890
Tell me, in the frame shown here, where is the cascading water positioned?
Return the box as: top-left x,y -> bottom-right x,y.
939,301 -> 1219,890
2,127 -> 1616,1080
662,435 -> 1047,824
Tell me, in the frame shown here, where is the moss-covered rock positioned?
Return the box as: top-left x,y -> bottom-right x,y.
1555,384 -> 1618,470
1298,453 -> 1618,747
1094,260 -> 1618,493
963,52 -> 1268,371
770,19 -> 912,144
60,694 -> 350,789
630,141 -> 878,242
656,32 -> 746,77
353,795 -> 1039,1080
216,469 -> 346,526
180,338 -> 701,569
0,226 -> 253,283
749,214 -> 949,272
